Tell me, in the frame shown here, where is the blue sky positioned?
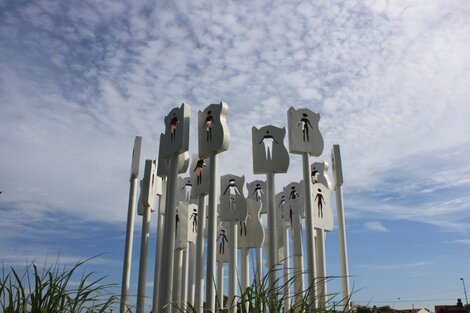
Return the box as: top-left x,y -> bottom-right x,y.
1,0 -> 470,311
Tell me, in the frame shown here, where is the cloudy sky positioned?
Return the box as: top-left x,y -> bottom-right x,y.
1,0 -> 470,311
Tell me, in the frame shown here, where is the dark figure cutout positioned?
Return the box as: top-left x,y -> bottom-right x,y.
289,186 -> 299,200
168,113 -> 179,142
239,214 -> 251,237
190,209 -> 198,232
194,158 -> 206,185
175,210 -> 180,236
258,130 -> 279,160
298,113 -> 313,142
203,111 -> 216,142
253,183 -> 264,202
223,179 -> 241,212
314,189 -> 326,218
218,229 -> 228,254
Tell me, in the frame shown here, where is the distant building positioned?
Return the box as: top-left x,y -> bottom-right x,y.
435,299 -> 467,313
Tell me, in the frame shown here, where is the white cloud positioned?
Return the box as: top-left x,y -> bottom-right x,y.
364,221 -> 389,233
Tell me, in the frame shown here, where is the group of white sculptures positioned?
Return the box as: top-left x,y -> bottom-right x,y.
119,103 -> 350,313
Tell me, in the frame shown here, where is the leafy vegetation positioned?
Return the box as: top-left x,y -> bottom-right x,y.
0,256 -> 118,313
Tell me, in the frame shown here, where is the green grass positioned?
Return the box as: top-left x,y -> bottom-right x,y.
0,256 -> 118,313
174,266 -> 352,313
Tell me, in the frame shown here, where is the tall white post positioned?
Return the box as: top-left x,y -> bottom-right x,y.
136,205 -> 152,313
283,226 -> 291,311
181,247 -> 189,307
302,153 -> 316,310
266,172 -> 278,289
332,144 -> 350,309
158,103 -> 191,313
228,222 -> 238,313
287,107 -> 324,312
194,196 -> 206,312
256,247 -> 263,285
172,248 -> 183,308
152,202 -> 165,313
120,136 -> 141,313
187,241 -> 196,306
206,153 -> 218,311
158,155 -> 180,312
315,228 -> 327,308
217,261 -> 225,310
136,159 -> 158,313
241,247 -> 250,312
336,185 -> 350,308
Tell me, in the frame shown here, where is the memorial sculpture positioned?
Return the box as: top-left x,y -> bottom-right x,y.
252,125 -> 290,290
288,107 -> 324,310
121,104 -> 352,313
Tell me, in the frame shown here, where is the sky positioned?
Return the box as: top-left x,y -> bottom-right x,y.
1,0 -> 470,311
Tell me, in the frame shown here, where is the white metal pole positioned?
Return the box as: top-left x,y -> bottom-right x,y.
266,172 -> 278,291
241,247 -> 249,293
256,247 -> 263,286
302,153 -> 316,311
158,155 -> 179,312
136,205 -> 152,313
120,176 -> 138,313
151,207 -> 165,313
293,254 -> 304,305
241,247 -> 250,312
194,195 -> 206,312
206,154 -> 218,312
336,185 -> 350,309
283,226 -> 291,311
315,228 -> 327,308
229,222 -> 238,313
121,136 -> 141,313
187,241 -> 196,306
172,248 -> 183,309
181,247 -> 189,307
217,261 -> 225,310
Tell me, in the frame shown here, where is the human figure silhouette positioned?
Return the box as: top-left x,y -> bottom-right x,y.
311,167 -> 319,184
203,111 -> 215,142
194,158 -> 206,185
182,180 -> 192,201
223,179 -> 241,211
258,130 -> 278,160
190,209 -> 198,232
314,188 -> 326,218
239,214 -> 251,236
218,229 -> 228,254
253,183 -> 264,202
175,210 -> 180,236
289,186 -> 299,200
298,113 -> 313,142
168,113 -> 179,141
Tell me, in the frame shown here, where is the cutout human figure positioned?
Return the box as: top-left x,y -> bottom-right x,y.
203,110 -> 216,142
258,130 -> 278,160
311,167 -> 319,184
168,113 -> 179,142
314,188 -> 326,218
223,179 -> 241,211
181,179 -> 192,202
298,113 -> 313,142
193,158 -> 206,185
175,209 -> 180,236
190,208 -> 198,232
289,186 -> 299,200
217,229 -> 228,254
253,183 -> 264,202
239,214 -> 252,236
